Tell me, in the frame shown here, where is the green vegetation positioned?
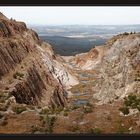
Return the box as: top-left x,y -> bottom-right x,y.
86,102 -> 93,107
52,107 -> 63,114
123,32 -> 129,35
43,115 -> 57,134
116,120 -> 128,134
119,107 -> 129,115
40,106 -> 64,115
83,106 -> 93,114
13,72 -> 24,79
0,92 -> 11,103
30,125 -> 45,133
89,128 -> 102,134
63,107 -> 70,116
39,108 -> 50,115
31,125 -> 40,133
119,95 -> 140,115
39,107 -> 57,134
63,111 -> 68,116
71,105 -> 80,110
64,108 -> 70,112
12,105 -> 27,114
71,125 -> 80,132
83,103 -> 93,114
120,32 -> 136,36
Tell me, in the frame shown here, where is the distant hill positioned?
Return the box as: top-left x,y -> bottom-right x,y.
31,24 -> 140,56
39,35 -> 107,56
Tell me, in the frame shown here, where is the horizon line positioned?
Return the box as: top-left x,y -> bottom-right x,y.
27,24 -> 140,26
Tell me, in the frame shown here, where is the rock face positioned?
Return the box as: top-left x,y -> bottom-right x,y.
72,33 -> 140,104
36,43 -> 79,90
72,45 -> 105,70
0,12 -> 28,38
0,13 -> 78,108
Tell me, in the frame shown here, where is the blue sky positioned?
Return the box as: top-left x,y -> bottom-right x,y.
0,6 -> 140,25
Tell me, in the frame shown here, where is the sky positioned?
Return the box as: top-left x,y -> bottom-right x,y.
0,6 -> 140,25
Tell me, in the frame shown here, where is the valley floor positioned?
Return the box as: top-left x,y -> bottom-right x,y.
0,56 -> 140,134
0,12 -> 139,134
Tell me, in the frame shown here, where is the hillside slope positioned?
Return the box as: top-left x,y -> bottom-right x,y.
0,12 -> 78,109
71,33 -> 140,104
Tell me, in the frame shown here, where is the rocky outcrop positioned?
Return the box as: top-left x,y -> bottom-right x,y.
10,66 -> 47,105
72,33 -> 140,104
0,39 -> 33,79
37,43 -> 79,90
0,18 -> 27,37
72,46 -> 105,70
0,13 -> 77,108
93,34 -> 140,104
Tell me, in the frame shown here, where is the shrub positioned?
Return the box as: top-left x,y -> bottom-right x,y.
12,106 -> 27,114
83,106 -> 93,114
31,125 -> 40,133
119,107 -> 129,115
86,102 -> 93,107
30,125 -> 46,134
71,105 -> 79,110
37,106 -> 42,109
13,72 -> 24,79
40,114 -> 57,133
124,95 -> 140,110
64,108 -> 70,112
119,95 -> 140,115
124,99 -> 132,106
45,115 -> 57,133
71,125 -> 80,132
52,107 -> 63,114
123,32 -> 129,35
39,108 -> 49,115
127,95 -> 137,101
89,128 -> 102,134
63,111 -> 68,116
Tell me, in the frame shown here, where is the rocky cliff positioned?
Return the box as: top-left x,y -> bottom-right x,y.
0,12 -> 78,108
72,33 -> 140,104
